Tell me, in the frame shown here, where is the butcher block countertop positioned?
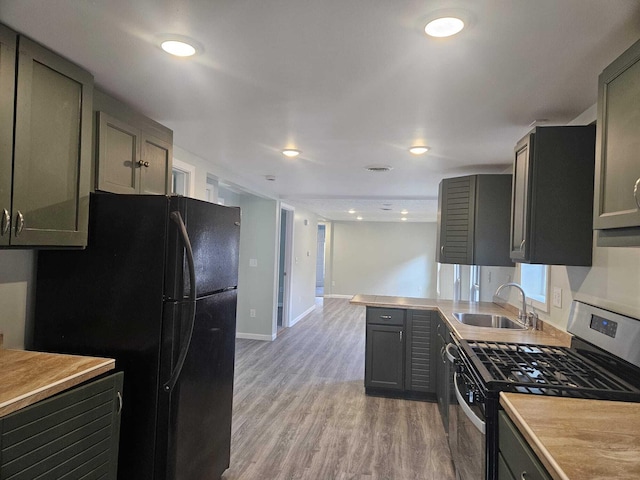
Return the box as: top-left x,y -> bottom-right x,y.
350,294 -> 571,346
500,393 -> 640,480
0,349 -> 115,418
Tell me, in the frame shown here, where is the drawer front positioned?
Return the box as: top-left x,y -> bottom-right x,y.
499,411 -> 551,480
366,307 -> 405,326
1,372 -> 123,480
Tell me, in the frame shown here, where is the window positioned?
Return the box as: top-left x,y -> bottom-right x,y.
520,264 -> 549,311
171,159 -> 195,197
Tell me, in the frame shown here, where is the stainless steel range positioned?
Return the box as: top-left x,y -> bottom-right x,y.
449,300 -> 640,480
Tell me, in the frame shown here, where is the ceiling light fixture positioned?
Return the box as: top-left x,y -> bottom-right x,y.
282,149 -> 301,158
424,17 -> 465,37
348,209 -> 356,214
161,40 -> 196,57
409,146 -> 430,155
356,216 -> 363,221
401,217 -> 408,221
401,209 -> 409,215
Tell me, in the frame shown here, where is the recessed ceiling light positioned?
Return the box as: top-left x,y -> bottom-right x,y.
348,209 -> 356,214
265,175 -> 276,181
356,216 -> 363,221
409,146 -> 430,155
401,217 -> 408,221
160,38 -> 198,57
401,209 -> 409,215
282,149 -> 301,158
424,17 -> 465,37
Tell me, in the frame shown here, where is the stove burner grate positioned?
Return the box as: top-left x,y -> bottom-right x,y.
465,340 -> 640,397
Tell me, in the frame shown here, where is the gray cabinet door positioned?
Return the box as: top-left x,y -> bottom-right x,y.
510,137 -> 531,261
405,310 -> 435,393
365,324 -> 404,390
140,133 -> 172,195
12,35 -> 92,247
438,176 -> 476,264
96,111 -> 140,194
594,38 -> 640,231
0,372 -> 123,480
0,25 -> 16,247
435,317 -> 451,432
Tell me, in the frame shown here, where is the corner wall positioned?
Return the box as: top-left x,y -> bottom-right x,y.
288,206 -> 319,325
0,250 -> 36,349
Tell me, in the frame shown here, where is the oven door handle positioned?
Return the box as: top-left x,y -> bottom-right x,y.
445,343 -> 458,364
454,372 -> 486,434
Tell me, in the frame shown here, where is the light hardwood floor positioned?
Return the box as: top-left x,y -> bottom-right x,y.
223,298 -> 455,480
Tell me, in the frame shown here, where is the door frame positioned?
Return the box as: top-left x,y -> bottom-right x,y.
278,203 -> 295,329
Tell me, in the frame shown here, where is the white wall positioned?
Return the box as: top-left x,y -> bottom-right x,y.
326,221 -> 438,298
288,205 -> 318,324
235,195 -> 279,340
0,250 -> 35,349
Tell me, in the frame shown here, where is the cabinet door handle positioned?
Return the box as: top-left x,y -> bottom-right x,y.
519,239 -> 525,251
14,211 -> 24,237
520,472 -> 528,480
399,331 -> 403,342
441,245 -> 445,256
634,177 -> 640,209
1,209 -> 9,236
143,161 -> 150,167
116,391 -> 123,415
137,159 -> 145,167
379,315 -> 392,319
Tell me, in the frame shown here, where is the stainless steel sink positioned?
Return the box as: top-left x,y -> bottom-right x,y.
452,312 -> 527,330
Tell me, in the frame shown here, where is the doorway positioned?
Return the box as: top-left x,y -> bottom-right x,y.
277,206 -> 294,330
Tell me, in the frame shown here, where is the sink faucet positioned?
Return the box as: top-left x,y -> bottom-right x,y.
495,282 -> 528,325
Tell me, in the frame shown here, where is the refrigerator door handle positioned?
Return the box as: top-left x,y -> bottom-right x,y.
163,211 -> 197,393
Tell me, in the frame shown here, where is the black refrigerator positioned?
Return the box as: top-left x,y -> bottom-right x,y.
32,193 -> 240,480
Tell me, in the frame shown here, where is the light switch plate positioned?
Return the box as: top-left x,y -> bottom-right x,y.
552,287 -> 562,308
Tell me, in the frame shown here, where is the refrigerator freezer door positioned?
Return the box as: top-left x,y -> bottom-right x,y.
158,290 -> 237,480
165,197 -> 240,300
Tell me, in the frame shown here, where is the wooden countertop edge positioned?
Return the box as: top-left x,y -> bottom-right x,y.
350,294 -> 572,346
500,393 -> 569,480
0,358 -> 115,418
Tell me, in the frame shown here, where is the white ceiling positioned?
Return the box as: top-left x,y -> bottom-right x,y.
2,0 -> 640,222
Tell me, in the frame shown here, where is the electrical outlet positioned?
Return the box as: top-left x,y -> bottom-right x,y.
250,309 -> 256,318
552,287 -> 562,308
249,258 -> 258,267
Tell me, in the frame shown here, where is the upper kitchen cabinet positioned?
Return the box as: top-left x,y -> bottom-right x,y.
437,174 -> 513,266
1,28 -> 93,248
0,25 -> 16,247
94,89 -> 172,195
510,126 -> 595,265
594,38 -> 640,247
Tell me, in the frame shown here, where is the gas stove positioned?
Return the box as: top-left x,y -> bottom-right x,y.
450,300 -> 640,480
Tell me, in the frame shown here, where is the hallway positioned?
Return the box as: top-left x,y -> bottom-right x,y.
223,298 -> 455,479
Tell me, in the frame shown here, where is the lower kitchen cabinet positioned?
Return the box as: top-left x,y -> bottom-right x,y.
365,307 -> 437,399
498,411 -> 551,480
0,372 -> 123,479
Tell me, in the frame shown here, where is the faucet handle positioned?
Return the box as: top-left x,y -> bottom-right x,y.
528,311 -> 539,330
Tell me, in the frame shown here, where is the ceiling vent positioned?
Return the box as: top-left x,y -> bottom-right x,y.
365,165 -> 393,172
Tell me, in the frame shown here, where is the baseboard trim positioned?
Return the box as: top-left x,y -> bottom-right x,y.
323,294 -> 353,299
236,332 -> 276,342
290,304 -> 315,327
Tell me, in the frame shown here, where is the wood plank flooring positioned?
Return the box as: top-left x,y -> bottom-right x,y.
222,298 -> 455,480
